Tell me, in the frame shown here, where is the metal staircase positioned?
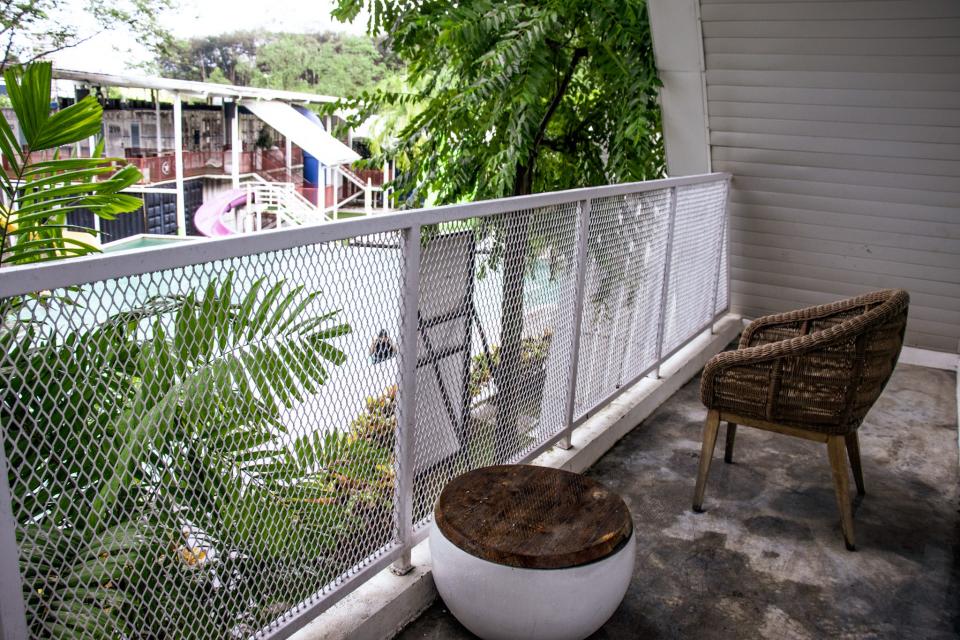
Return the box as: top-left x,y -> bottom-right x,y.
230,182 -> 330,232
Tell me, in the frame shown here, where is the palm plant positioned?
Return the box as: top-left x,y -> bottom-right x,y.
0,61 -> 142,267
2,273 -> 353,637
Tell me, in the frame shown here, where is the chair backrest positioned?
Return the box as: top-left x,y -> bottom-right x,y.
775,289 -> 909,430
832,289 -> 910,427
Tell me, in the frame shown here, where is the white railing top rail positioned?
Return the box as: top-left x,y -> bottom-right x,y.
0,172 -> 730,302
338,165 -> 368,189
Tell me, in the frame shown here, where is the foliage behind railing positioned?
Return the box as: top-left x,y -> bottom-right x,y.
0,173 -> 729,639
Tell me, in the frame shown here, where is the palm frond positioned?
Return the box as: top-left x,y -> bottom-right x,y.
0,62 -> 143,268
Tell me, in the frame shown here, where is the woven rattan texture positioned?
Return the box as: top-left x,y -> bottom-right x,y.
700,289 -> 910,434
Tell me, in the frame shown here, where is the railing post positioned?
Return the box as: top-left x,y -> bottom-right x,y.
392,224 -> 421,576
255,185 -> 263,231
365,178 -> 373,216
172,93 -> 186,237
615,251 -> 638,388
708,178 -> 732,333
558,199 -> 591,450
0,446 -> 28,639
653,186 -> 679,378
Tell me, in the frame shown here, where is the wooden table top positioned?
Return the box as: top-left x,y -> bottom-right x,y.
434,464 -> 633,569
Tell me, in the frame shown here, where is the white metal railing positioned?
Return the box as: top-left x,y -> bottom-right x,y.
336,166 -> 384,216
228,181 -> 330,232
0,173 -> 730,640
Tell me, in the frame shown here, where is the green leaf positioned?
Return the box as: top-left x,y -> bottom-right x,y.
0,62 -> 143,268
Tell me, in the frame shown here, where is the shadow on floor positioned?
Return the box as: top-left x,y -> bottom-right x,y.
396,363 -> 959,639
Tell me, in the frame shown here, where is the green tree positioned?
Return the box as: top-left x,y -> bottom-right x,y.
253,33 -> 397,96
333,0 -> 663,202
153,30 -> 400,98
3,273 -> 354,636
154,31 -> 258,85
0,0 -> 174,72
333,0 -> 664,455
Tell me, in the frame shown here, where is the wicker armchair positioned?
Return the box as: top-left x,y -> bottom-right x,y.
692,289 -> 910,550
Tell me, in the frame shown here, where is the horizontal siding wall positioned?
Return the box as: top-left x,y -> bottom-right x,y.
701,0 -> 960,352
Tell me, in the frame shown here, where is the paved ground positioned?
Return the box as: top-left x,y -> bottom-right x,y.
397,363 -> 959,639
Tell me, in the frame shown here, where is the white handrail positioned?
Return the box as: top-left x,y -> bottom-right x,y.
338,165 -> 368,189
221,181 -> 330,233
0,173 -> 731,297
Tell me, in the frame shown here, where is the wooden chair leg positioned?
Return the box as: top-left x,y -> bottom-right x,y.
845,431 -> 865,496
692,410 -> 721,513
724,422 -> 737,464
827,435 -> 856,551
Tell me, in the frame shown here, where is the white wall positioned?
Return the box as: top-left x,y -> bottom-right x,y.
650,0 -> 960,353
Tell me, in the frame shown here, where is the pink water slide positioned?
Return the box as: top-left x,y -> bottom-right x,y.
193,189 -> 248,237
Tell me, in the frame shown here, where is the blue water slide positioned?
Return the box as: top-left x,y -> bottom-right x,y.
292,105 -> 324,198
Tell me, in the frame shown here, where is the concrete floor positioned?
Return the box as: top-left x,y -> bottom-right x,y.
397,363 -> 959,639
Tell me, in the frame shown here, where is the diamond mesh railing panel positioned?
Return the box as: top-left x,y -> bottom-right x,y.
662,180 -> 729,356
574,190 -> 672,417
0,234 -> 404,639
0,174 -> 730,639
409,204 -> 579,528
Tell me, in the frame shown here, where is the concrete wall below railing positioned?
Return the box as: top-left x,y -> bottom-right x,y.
290,314 -> 743,640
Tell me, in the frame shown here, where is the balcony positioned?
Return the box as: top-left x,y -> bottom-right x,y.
125,149 -> 266,183
1,167 -> 957,640
0,173 -> 733,636
3,0 -> 956,633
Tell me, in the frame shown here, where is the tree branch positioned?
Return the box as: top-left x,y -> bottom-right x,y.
542,115 -> 593,154
514,46 -> 587,195
530,47 -> 586,164
24,32 -> 100,67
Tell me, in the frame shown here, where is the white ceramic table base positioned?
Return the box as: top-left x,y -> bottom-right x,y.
430,524 -> 636,640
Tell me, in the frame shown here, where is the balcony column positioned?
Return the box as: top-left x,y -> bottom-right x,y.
231,101 -> 241,189
285,136 -> 292,181
173,93 -> 186,237
89,86 -> 103,237
318,163 -> 326,210
154,90 -> 162,155
322,115 -> 333,199
646,0 -> 711,175
382,161 -> 389,212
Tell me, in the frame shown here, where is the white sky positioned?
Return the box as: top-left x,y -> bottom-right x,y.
48,0 -> 367,75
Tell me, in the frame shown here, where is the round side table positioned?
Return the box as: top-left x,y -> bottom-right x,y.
430,464 -> 635,640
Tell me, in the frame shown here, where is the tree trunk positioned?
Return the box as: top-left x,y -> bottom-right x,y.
492,49 -> 586,460
494,168 -> 534,458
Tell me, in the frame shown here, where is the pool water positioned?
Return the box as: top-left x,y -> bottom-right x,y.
102,234 -> 198,252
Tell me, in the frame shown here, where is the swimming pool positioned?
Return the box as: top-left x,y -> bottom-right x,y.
102,234 -> 200,253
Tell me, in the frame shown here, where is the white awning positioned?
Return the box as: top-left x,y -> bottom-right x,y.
241,100 -> 360,166
55,68 -> 342,105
